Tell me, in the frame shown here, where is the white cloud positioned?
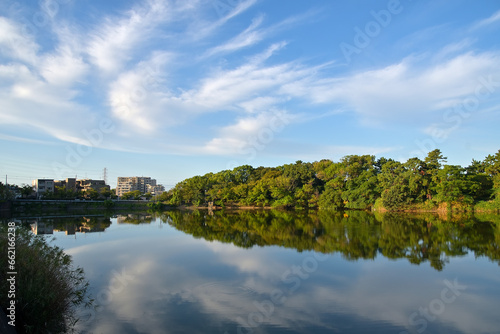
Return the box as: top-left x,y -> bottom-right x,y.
213,0 -> 258,27
0,133 -> 56,145
203,14 -> 265,57
203,109 -> 293,155
472,9 -> 500,30
40,46 -> 88,86
86,0 -> 171,73
238,96 -> 284,113
0,17 -> 39,65
2,0 -> 500,162
432,39 -> 475,62
297,52 -> 500,127
0,58 -> 93,145
108,52 -> 173,132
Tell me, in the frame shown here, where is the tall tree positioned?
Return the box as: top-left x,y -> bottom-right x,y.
484,150 -> 500,201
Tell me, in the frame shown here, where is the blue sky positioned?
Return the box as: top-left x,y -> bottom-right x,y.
1,0 -> 500,189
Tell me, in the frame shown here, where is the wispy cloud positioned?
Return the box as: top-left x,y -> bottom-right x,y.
471,9 -> 500,30
203,14 -> 265,57
0,17 -> 39,65
203,109 -> 294,155
86,0 -> 171,73
0,133 -> 56,145
297,51 -> 500,127
40,46 -> 89,86
1,0 -> 500,162
189,0 -> 258,40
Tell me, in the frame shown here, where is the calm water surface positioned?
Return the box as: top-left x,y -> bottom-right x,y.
25,210 -> 500,333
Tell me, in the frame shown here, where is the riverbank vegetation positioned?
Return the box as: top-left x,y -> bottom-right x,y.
0,225 -> 92,333
158,149 -> 500,212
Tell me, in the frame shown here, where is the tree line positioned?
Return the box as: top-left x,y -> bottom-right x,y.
0,184 -> 118,201
157,149 -> 500,211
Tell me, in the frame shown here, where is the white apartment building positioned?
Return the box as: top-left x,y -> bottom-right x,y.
32,179 -> 55,198
116,177 -> 157,196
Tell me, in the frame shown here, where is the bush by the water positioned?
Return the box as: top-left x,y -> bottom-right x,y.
0,224 -> 92,333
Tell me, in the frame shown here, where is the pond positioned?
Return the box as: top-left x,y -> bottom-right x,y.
24,210 -> 500,333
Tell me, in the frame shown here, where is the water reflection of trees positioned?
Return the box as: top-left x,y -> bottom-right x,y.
162,210 -> 500,271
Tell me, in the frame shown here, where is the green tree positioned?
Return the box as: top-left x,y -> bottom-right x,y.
85,188 -> 100,200
121,190 -> 142,200
100,188 -> 114,199
341,155 -> 379,209
282,160 -> 315,190
232,165 -> 254,184
318,184 -> 344,209
20,184 -> 34,198
424,149 -> 447,200
434,165 -> 476,204
0,182 -> 13,201
484,150 -> 500,201
424,149 -> 447,171
378,160 -> 409,209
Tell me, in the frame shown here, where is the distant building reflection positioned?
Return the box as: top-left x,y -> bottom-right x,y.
116,214 -> 153,225
29,216 -> 112,235
30,221 -> 54,235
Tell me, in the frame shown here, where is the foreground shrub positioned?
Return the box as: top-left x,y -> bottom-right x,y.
0,224 -> 92,333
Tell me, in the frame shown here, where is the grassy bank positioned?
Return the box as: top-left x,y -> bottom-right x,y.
0,224 -> 92,333
373,198 -> 500,213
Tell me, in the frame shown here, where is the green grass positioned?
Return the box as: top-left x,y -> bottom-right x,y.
0,224 -> 92,333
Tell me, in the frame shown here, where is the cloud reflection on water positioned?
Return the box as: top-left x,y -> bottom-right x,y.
55,216 -> 500,334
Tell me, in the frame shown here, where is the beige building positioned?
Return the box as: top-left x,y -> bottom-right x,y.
32,179 -> 55,198
35,178 -> 109,196
147,184 -> 165,196
54,178 -> 77,191
54,178 -> 109,193
116,177 -> 157,196
77,179 -> 109,192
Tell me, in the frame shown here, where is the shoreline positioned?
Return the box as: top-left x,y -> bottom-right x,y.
2,199 -> 499,219
177,203 -> 500,214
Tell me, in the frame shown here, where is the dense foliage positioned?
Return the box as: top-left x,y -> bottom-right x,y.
0,182 -> 14,201
42,187 -> 116,200
158,149 -> 500,211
